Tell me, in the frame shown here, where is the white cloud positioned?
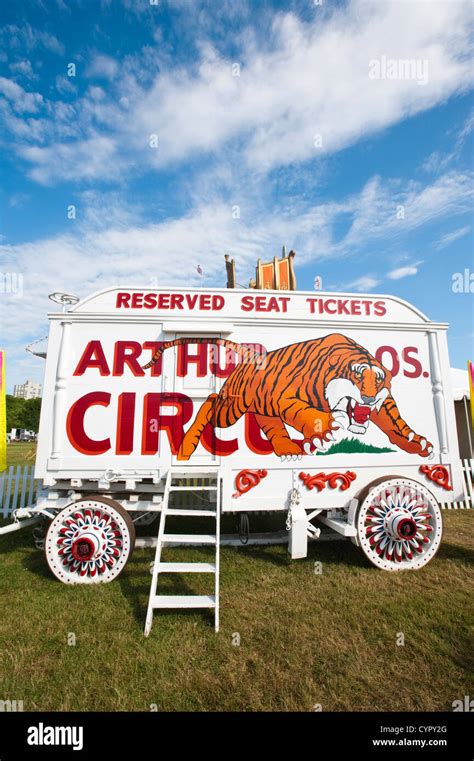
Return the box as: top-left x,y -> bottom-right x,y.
435,225 -> 471,250
9,60 -> 37,80
8,193 -> 29,209
4,0 -> 473,184
1,24 -> 64,55
0,77 -> 43,113
19,135 -> 121,184
129,1 -> 473,173
2,166 -> 468,385
346,276 -> 380,291
387,264 -> 420,280
423,108 -> 474,174
86,54 -> 119,80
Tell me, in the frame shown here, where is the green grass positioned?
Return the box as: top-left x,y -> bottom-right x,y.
319,437 -> 396,455
1,441 -> 472,711
6,442 -> 36,467
0,510 -> 472,712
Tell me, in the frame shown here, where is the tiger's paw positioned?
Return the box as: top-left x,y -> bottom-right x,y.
273,440 -> 303,461
330,410 -> 350,430
302,411 -> 346,455
302,435 -> 333,455
279,453 -> 303,462
406,431 -> 434,458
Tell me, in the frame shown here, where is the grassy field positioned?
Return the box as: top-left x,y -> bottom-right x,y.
0,516 -> 472,710
6,442 -> 36,466
0,442 -> 472,711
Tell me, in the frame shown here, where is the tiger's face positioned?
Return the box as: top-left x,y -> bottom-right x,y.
324,356 -> 391,434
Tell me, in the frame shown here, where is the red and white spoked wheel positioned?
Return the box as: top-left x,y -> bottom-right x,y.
45,497 -> 135,584
357,478 -> 442,571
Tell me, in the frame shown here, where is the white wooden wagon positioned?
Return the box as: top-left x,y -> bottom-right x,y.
1,286 -> 465,633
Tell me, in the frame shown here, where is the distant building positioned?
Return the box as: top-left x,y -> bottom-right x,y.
13,379 -> 42,400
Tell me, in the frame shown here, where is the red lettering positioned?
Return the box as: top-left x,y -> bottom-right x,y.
170,294 -> 184,309
177,343 -> 208,377
66,392 -> 111,454
185,294 -> 198,309
131,293 -> 143,308
116,292 -> 130,308
141,392 -> 193,455
212,295 -> 225,310
402,347 -> 422,378
113,341 -> 144,376
116,393 -> 135,454
73,341 -> 110,376
157,294 -> 169,309
376,346 -> 400,377
337,299 -> 350,315
374,300 -> 386,316
143,293 -> 157,309
201,424 -> 238,456
306,297 -> 317,314
143,342 -> 163,376
245,413 -> 274,454
209,345 -> 237,378
241,295 -> 254,312
350,301 -> 361,316
324,299 -> 337,315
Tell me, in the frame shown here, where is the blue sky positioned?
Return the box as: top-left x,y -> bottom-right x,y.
0,0 -> 473,392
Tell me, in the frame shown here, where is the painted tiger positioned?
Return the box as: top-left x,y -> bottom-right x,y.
142,333 -> 434,461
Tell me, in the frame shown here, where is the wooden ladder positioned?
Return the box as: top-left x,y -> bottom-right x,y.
144,467 -> 221,636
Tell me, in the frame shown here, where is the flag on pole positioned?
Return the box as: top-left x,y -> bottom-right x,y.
468,360 -> 474,430
0,352 -> 6,472
197,265 -> 203,276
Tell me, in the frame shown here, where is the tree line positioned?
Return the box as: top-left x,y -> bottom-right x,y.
6,395 -> 42,433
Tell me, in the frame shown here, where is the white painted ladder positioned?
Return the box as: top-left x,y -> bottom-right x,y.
144,467 -> 221,636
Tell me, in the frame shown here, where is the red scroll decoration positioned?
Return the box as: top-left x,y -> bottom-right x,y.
299,471 -> 357,492
419,465 -> 452,491
233,469 -> 268,498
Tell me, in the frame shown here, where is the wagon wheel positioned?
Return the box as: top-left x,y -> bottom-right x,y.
356,478 -> 442,571
45,496 -> 135,584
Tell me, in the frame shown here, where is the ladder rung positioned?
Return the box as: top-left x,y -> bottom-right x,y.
166,509 -> 216,517
145,467 -> 220,635
152,594 -> 216,609
162,533 -> 216,545
156,562 -> 215,573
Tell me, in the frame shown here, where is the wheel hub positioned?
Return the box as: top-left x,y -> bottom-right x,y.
71,534 -> 99,561
385,509 -> 418,541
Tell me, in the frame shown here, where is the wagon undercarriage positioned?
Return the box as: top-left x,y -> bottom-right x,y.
5,472 -> 443,573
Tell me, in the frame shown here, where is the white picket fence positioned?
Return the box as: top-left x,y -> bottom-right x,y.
0,466 -> 38,518
439,458 -> 474,510
0,461 -> 473,519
